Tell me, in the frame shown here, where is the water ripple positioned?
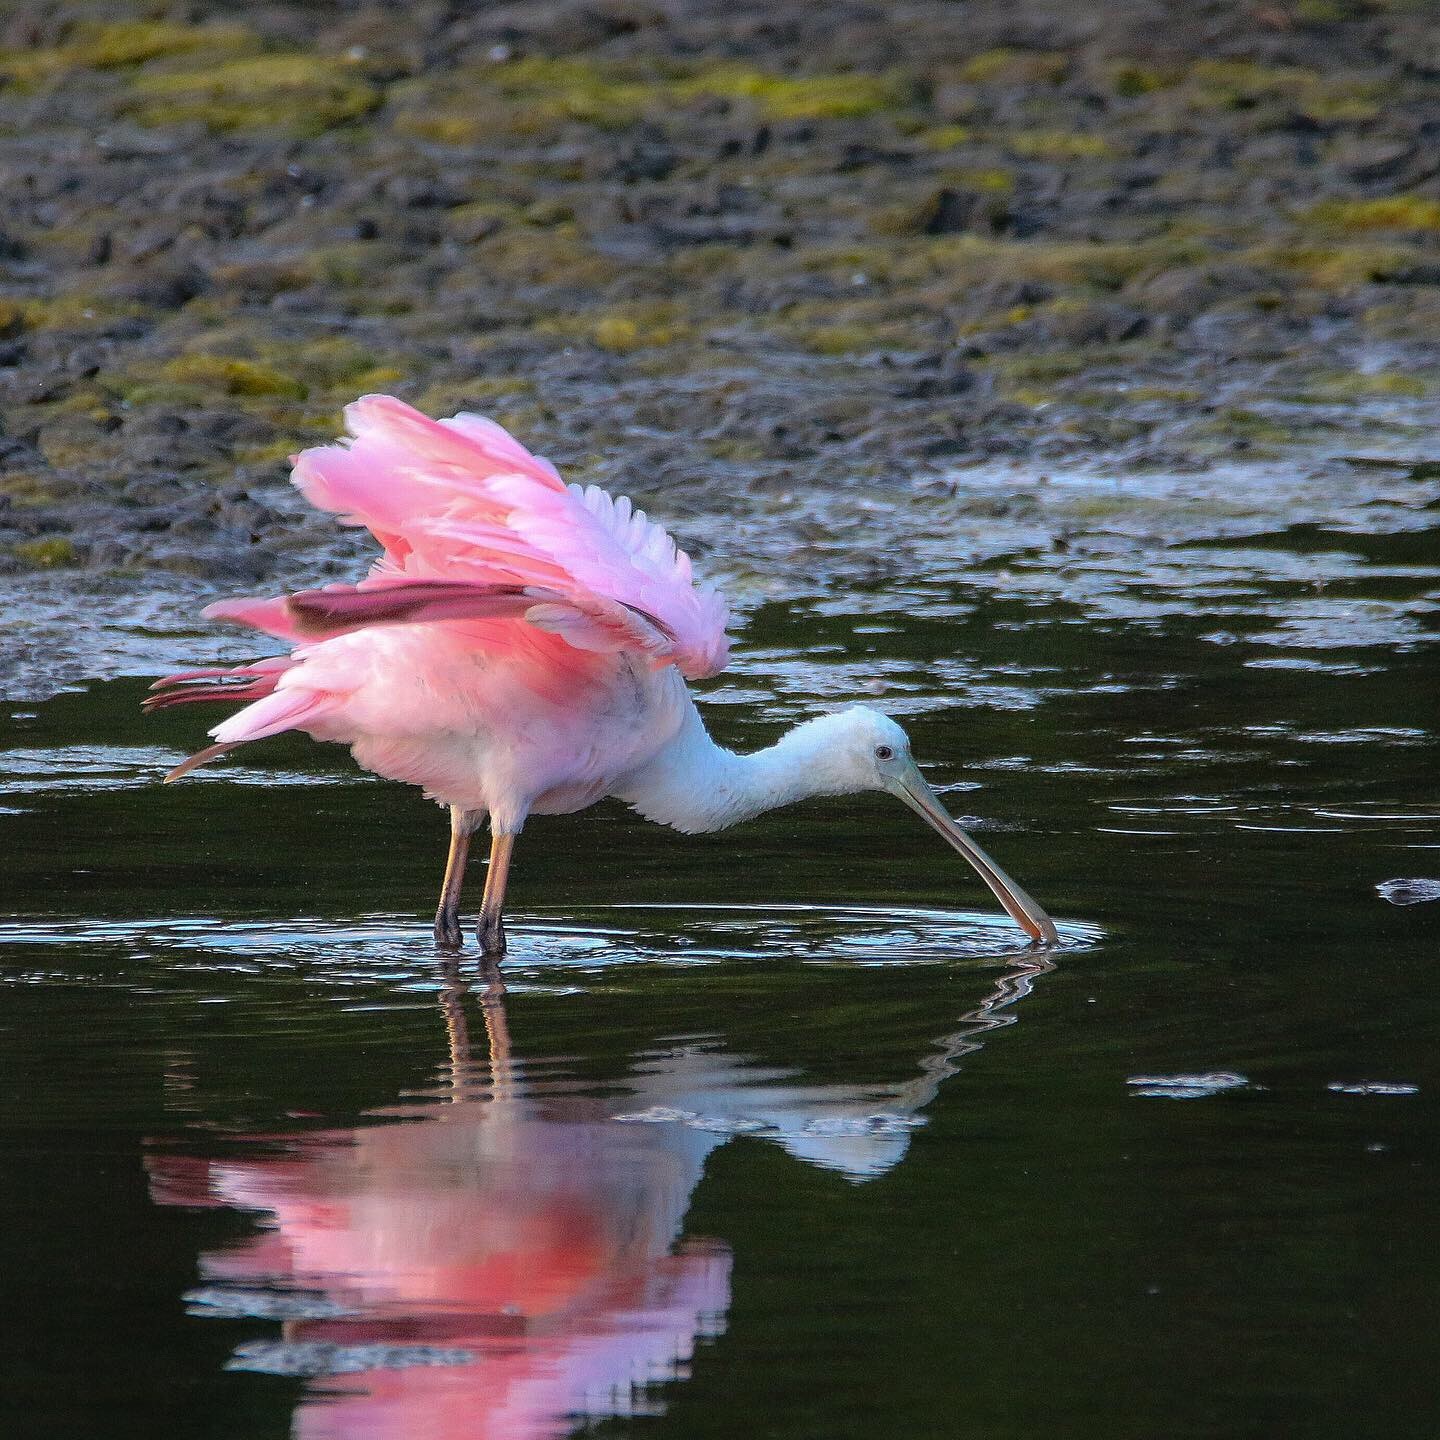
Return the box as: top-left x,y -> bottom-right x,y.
1376,878 -> 1440,906
1127,1072 -> 1250,1099
0,906 -> 1099,995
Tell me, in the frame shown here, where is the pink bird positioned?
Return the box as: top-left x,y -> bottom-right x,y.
149,395 -> 1057,954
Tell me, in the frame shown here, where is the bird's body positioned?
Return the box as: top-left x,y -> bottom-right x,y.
152,394 -> 1057,951
246,621 -> 689,830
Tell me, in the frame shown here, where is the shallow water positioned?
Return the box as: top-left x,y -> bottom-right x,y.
3,462 -> 1439,1439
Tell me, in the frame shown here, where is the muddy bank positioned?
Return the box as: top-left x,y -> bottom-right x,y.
1,0 -> 1439,693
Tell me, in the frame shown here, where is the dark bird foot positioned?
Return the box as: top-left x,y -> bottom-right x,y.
434,910 -> 465,951
477,911 -> 506,958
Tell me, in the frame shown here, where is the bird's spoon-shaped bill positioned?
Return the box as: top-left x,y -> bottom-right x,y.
885,762 -> 1059,946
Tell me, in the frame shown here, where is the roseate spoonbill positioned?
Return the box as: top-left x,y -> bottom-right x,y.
149,394 -> 1058,953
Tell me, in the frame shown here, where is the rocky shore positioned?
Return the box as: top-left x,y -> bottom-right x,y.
1,0 -> 1437,683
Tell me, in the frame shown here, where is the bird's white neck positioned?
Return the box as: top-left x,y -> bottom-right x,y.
614,702 -> 864,834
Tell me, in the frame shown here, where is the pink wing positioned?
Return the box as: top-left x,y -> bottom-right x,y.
206,395 -> 730,679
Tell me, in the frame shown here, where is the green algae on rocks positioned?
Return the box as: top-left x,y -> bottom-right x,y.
395,55 -> 910,142
1306,196 -> 1440,234
127,53 -> 380,135
157,356 -> 308,400
2,0 -> 1440,594
0,18 -> 253,84
12,537 -> 79,569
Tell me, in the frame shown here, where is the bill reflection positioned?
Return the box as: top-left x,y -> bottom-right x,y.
148,953 -> 1050,1438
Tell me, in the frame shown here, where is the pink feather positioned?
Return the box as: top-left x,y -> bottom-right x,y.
216,394 -> 728,676
145,657 -> 293,712
159,397 -> 730,801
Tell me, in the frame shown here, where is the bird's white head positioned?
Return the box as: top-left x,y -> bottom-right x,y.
786,705 -> 1059,946
782,705 -> 915,792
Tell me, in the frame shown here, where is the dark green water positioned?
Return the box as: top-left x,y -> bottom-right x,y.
3,460 -> 1439,1439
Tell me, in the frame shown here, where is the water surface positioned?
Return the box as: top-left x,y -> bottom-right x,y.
3,461 -> 1438,1438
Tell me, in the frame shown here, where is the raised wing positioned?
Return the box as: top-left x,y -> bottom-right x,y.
207,395 -> 730,679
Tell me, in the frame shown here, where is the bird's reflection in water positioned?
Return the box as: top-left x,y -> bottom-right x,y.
147,950 -> 1051,1439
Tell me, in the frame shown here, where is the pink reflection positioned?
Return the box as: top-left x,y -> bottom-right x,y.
147,973 -> 729,1440
149,952 -> 1051,1439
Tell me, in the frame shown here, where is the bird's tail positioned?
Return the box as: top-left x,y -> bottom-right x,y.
147,658 -> 326,782
163,742 -> 239,783
145,657 -> 293,713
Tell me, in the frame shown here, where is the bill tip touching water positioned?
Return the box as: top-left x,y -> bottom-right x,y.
149,393 -> 1059,951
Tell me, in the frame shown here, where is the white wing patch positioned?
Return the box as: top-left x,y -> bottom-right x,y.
571,484 -> 694,581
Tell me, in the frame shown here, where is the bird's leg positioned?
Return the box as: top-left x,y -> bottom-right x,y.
476,830 -> 515,957
434,807 -> 475,951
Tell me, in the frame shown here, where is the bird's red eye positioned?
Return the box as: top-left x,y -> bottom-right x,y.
875,745 -> 894,761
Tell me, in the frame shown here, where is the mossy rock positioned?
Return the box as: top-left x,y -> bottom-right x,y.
0,19 -> 253,84
510,55 -> 912,124
234,439 -> 303,468
522,199 -> 576,228
534,301 -> 693,353
1309,369 -> 1428,400
1184,59 -> 1380,122
1037,296 -> 1146,344
1197,406 -> 1297,449
34,412 -> 119,469
112,381 -> 199,409
397,58 -> 654,138
157,355 -> 308,399
208,257 -> 315,298
444,202 -> 517,242
163,334 -> 406,398
675,62 -> 911,120
1004,130 -> 1116,161
1128,385 -> 1204,403
932,236 -> 1192,291
497,55 -> 660,131
480,225 -> 619,290
348,366 -> 407,392
876,184 -> 1011,237
1107,61 -> 1181,98
17,295 -> 141,332
990,351 -> 1093,383
399,56 -> 909,141
1187,58 -> 1317,107
1254,242 -> 1420,287
1299,88 -> 1381,124
591,314 -> 668,353
266,337 -> 393,391
301,241 -> 398,290
13,536 -> 79,569
128,53 -> 380,136
0,473 -> 63,507
704,437 -> 771,462
1306,196 -> 1440,234
797,234 -> 1195,306
788,319 -> 919,355
913,124 -> 974,151
64,20 -> 254,69
957,49 -> 1068,87
490,403 -> 548,437
942,167 -> 1016,195
414,378 -> 538,415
